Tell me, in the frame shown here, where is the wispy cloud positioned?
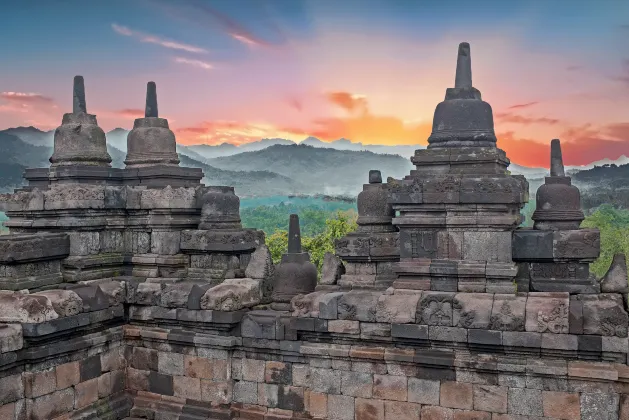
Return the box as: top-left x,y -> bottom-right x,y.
507,101 -> 538,110
0,92 -> 54,104
111,23 -> 208,54
173,57 -> 214,70
113,108 -> 144,119
495,113 -> 561,125
326,91 -> 369,114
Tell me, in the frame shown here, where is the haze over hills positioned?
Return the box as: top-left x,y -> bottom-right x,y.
0,125 -> 627,197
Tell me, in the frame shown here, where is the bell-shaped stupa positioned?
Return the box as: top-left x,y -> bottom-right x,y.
125,82 -> 180,168
49,76 -> 112,167
427,42 -> 497,148
532,139 -> 585,230
271,214 -> 317,310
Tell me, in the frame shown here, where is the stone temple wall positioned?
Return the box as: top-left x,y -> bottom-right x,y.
1,44 -> 629,420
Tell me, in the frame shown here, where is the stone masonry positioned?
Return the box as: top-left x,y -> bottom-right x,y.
0,43 -> 628,420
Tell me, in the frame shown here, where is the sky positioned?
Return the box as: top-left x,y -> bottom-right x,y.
0,0 -> 628,167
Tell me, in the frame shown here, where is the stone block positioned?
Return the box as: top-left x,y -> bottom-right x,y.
600,253 -> 628,293
407,377 -> 440,405
0,323 -> 22,353
69,285 -> 109,312
201,380 -> 232,405
80,355 -> 102,382
27,388 -> 74,420
327,394 -> 355,420
0,293 -> 58,323
158,351 -> 184,376
429,326 -> 467,342
417,292 -> 456,326
173,375 -> 202,400
580,392 -> 619,420
309,391 -> 328,418
420,406 -> 453,420
151,230 -> 181,255
453,293 -> 493,328
468,329 -> 502,346
355,397 -> 384,420
200,278 -> 262,311
265,361 -> 292,385
329,320 -> 360,335
320,252 -> 345,285
234,380 -> 258,404
0,373 -> 23,405
55,361 -> 80,390
338,291 -> 380,322
489,294 -> 526,331
277,385 -> 305,411
319,292 -> 345,319
24,368 -> 56,398
553,229 -> 600,260
75,377 -> 99,409
473,384 -> 507,413
581,294 -> 629,338
399,229 -> 439,259
242,358 -> 266,382
463,231 -> 512,262
542,391 -> 580,420
507,388 -> 543,416
375,292 -> 421,323
160,283 -> 195,308
134,282 -> 162,306
311,368 -> 341,394
525,292 -> 569,334
67,231 -> 100,256
341,371 -> 373,398
384,401 -> 421,420
391,323 -> 428,340
373,375 -> 407,401
258,382 -> 278,407
512,229 -> 554,261
440,381 -> 473,409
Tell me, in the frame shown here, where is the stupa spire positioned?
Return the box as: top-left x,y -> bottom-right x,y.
454,42 -> 472,89
550,138 -> 565,177
72,76 -> 87,114
145,82 -> 158,118
287,214 -> 302,254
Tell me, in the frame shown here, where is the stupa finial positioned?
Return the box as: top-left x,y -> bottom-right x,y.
72,76 -> 87,114
550,139 -> 565,177
454,42 -> 472,89
145,81 -> 158,118
288,214 -> 302,254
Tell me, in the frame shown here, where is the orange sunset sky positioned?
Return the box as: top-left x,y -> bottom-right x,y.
0,0 -> 628,167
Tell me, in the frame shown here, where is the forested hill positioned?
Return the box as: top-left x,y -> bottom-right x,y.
207,144 -> 415,195
573,163 -> 629,187
178,154 -> 304,197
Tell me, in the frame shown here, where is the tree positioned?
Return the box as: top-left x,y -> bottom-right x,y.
581,205 -> 629,279
265,209 -> 358,273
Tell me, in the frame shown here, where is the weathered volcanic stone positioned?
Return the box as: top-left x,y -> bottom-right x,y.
0,292 -> 58,323
49,76 -> 112,167
320,252 -> 345,285
600,253 -> 628,293
200,278 -> 261,311
0,233 -> 70,263
32,290 -> 83,317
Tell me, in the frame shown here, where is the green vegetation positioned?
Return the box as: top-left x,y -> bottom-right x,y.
240,196 -> 357,237
261,210 -> 358,271
581,205 -> 629,278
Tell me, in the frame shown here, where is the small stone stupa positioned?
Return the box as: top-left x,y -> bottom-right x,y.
334,170 -> 399,290
123,82 -> 202,187
513,139 -> 600,293
532,139 -> 585,230
49,76 -> 112,167
271,214 -> 317,310
125,82 -> 180,168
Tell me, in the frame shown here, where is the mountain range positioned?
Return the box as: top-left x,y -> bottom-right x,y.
0,126 -> 627,197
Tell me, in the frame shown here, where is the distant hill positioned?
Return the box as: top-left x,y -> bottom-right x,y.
1,126 -> 54,147
207,144 -> 415,195
0,131 -> 51,192
178,154 -> 304,197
